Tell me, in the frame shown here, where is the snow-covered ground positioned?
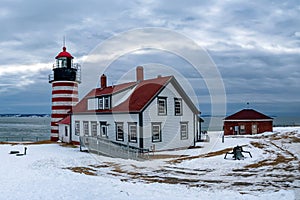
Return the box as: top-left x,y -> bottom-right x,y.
0,127 -> 299,200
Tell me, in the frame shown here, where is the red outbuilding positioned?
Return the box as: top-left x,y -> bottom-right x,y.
223,109 -> 273,135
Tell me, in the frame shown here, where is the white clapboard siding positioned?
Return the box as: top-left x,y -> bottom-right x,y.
142,82 -> 195,151
71,113 -> 140,148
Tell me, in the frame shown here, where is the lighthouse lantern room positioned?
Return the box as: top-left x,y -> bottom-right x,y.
49,46 -> 81,141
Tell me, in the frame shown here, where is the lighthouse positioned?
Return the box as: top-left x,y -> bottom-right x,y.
49,46 -> 81,141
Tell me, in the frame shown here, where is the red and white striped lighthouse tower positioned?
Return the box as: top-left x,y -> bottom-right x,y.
49,46 -> 81,141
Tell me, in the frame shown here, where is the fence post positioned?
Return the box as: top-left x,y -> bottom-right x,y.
127,142 -> 129,159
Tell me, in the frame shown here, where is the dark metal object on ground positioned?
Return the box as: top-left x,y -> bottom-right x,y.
9,151 -> 20,154
224,145 -> 252,160
16,147 -> 27,156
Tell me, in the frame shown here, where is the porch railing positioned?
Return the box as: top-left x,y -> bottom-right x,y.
80,136 -> 149,160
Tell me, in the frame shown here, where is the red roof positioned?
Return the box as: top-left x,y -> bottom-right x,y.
55,47 -> 74,59
85,81 -> 137,98
224,109 -> 273,120
57,115 -> 71,125
72,76 -> 173,113
113,76 -> 172,112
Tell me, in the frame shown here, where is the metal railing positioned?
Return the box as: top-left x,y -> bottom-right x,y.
80,136 -> 149,160
75,63 -> 81,83
48,74 -> 54,82
48,63 -> 81,83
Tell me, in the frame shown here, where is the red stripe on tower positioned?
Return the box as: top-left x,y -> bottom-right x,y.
52,90 -> 78,95
49,46 -> 81,141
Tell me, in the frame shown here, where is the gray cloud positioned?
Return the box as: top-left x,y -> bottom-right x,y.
0,0 -> 299,115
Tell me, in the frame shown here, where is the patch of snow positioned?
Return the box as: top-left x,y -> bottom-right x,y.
0,127 -> 299,199
113,85 -> 138,107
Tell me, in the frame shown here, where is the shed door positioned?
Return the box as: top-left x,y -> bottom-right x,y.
234,126 -> 239,135
252,124 -> 257,134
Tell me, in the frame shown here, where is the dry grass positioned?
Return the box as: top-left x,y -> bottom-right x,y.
290,136 -> 300,143
244,154 -> 295,169
225,173 -> 257,177
250,141 -> 267,149
65,167 -> 97,176
148,154 -> 188,159
168,147 -> 233,164
232,182 -> 253,186
153,169 -> 199,176
137,175 -> 200,185
111,165 -> 127,174
270,131 -> 300,143
59,143 -> 78,148
89,164 -> 110,168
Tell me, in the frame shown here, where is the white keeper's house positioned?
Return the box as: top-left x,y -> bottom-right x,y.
60,66 -> 203,152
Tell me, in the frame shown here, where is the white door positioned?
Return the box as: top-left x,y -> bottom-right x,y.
234,126 -> 239,135
252,124 -> 257,134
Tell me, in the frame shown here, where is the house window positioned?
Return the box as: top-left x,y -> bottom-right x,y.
152,122 -> 162,142
104,96 -> 110,109
157,97 -> 167,115
98,96 -> 111,110
75,121 -> 80,136
128,122 -> 137,143
83,121 -> 89,136
174,98 -> 182,116
98,98 -> 103,110
240,125 -> 245,134
180,122 -> 188,140
100,121 -> 107,137
115,122 -> 124,141
91,121 -> 97,137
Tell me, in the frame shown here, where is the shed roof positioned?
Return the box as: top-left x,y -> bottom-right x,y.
224,109 -> 273,121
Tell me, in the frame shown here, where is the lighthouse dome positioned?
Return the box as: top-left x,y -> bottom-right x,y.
55,47 -> 74,59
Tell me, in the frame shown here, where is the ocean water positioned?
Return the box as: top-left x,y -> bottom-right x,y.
0,116 -> 299,141
0,117 -> 50,141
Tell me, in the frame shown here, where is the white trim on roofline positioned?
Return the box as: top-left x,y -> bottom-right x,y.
223,119 -> 273,122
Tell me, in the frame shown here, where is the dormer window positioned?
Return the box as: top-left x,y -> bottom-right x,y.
98,96 -> 111,110
104,96 -> 110,109
98,98 -> 103,109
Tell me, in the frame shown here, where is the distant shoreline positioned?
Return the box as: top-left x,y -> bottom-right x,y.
0,114 -> 50,118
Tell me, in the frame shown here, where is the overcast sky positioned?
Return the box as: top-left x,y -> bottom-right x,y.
0,0 -> 299,116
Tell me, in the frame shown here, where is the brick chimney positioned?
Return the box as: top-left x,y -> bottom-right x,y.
100,74 -> 107,88
136,66 -> 144,82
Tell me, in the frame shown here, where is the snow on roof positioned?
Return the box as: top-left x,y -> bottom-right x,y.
224,109 -> 273,121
